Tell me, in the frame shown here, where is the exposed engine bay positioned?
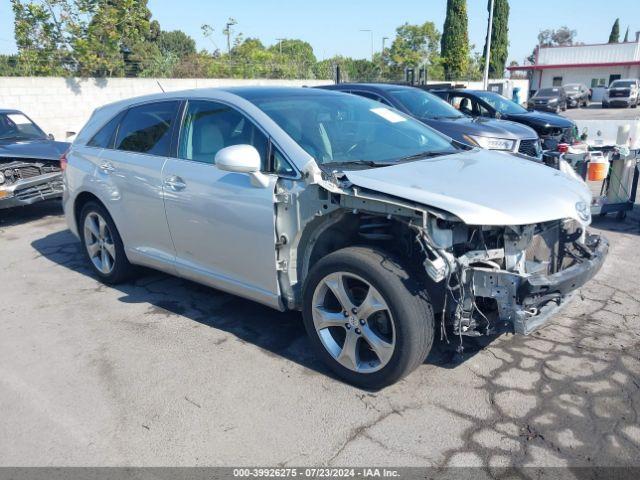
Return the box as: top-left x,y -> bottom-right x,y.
274,162 -> 608,341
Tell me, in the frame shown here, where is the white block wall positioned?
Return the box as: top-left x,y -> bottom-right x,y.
0,77 -> 332,141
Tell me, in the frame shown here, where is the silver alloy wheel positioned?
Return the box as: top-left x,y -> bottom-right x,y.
83,211 -> 116,275
311,272 -> 396,373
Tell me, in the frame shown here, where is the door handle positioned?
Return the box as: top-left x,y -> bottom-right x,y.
99,162 -> 115,173
164,175 -> 187,191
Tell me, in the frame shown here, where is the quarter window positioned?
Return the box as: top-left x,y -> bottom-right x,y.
115,101 -> 179,156
178,100 -> 268,167
88,111 -> 124,149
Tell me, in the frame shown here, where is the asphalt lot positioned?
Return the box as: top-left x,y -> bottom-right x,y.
562,103 -> 640,121
1,199 -> 639,469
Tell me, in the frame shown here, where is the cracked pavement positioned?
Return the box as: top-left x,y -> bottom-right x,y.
1,200 -> 639,468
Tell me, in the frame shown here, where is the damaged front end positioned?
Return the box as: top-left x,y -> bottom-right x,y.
0,158 -> 63,209
420,217 -> 608,336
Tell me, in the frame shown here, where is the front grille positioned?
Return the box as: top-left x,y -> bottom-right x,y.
610,89 -> 630,98
518,139 -> 540,158
14,179 -> 63,201
16,166 -> 42,179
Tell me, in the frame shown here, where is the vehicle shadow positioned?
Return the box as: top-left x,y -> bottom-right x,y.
591,207 -> 640,237
0,199 -> 63,228
30,228 -> 491,388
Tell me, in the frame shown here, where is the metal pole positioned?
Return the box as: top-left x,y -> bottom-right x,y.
360,29 -> 373,61
483,0 -> 495,90
382,37 -> 388,55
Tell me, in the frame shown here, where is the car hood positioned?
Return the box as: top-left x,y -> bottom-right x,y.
0,139 -> 69,162
343,149 -> 591,226
504,110 -> 574,129
418,116 -> 537,141
532,95 -> 559,101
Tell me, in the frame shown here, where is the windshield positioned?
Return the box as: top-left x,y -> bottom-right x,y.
388,88 -> 464,119
536,88 -> 561,96
472,91 -> 527,115
610,80 -> 634,88
563,85 -> 580,92
0,113 -> 46,141
248,92 -> 458,168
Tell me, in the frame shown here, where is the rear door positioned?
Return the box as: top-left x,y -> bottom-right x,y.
161,99 -> 280,307
98,100 -> 180,270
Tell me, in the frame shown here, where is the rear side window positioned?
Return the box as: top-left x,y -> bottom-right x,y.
87,111 -> 124,148
115,101 -> 179,156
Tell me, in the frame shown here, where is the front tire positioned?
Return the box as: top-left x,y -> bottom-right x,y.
79,201 -> 135,284
302,247 -> 434,389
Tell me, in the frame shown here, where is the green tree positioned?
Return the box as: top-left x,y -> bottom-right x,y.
11,0 -> 69,75
158,30 -> 196,58
623,27 -> 629,42
537,26 -> 576,47
482,0 -> 509,79
388,22 -> 440,69
608,18 -> 620,43
441,0 -> 469,80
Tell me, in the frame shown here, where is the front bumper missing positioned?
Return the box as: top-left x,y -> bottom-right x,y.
470,234 -> 608,335
0,172 -> 63,209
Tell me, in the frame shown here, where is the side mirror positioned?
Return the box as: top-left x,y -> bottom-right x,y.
47,133 -> 55,140
215,144 -> 269,188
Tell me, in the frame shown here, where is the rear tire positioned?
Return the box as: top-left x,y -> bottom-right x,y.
302,246 -> 434,389
79,201 -> 135,284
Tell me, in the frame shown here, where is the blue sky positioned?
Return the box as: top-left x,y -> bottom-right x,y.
0,0 -> 638,64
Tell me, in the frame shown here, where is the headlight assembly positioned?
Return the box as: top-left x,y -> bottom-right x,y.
465,135 -> 516,151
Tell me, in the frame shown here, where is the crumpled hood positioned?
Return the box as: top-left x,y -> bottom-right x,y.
0,139 -> 69,162
344,149 -> 592,226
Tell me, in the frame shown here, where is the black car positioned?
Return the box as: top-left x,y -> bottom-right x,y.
527,87 -> 568,113
0,109 -> 69,209
319,83 -> 542,159
432,89 -> 578,151
562,83 -> 590,108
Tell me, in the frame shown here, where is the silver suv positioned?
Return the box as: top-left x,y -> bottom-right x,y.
64,87 -> 607,388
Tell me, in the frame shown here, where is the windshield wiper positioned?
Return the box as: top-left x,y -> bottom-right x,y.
396,150 -> 454,162
321,160 -> 396,169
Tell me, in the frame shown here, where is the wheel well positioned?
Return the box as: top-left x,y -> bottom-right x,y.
298,211 -> 444,313
73,191 -> 104,235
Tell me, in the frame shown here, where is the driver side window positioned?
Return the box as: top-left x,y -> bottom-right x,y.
178,100 -> 269,168
451,95 -> 476,116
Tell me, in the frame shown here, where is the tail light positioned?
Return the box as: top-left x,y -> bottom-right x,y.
60,150 -> 69,171
557,143 -> 569,153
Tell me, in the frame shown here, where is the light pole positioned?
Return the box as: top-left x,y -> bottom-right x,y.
382,36 -> 389,55
224,18 -> 237,54
483,0 -> 495,90
276,38 -> 285,55
360,29 -> 374,61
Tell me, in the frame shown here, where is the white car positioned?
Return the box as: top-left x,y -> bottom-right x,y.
602,79 -> 640,108
63,87 -> 607,388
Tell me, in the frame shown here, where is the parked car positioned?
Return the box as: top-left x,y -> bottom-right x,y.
562,83 -> 590,108
602,79 -> 639,108
526,87 -> 568,113
432,89 -> 578,151
64,87 -> 607,388
318,83 -> 542,160
0,109 -> 69,209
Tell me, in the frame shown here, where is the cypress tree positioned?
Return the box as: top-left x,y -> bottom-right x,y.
623,27 -> 629,42
608,18 -> 620,43
441,0 -> 469,80
482,0 -> 509,79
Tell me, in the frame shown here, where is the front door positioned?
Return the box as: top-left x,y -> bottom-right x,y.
162,99 -> 280,307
